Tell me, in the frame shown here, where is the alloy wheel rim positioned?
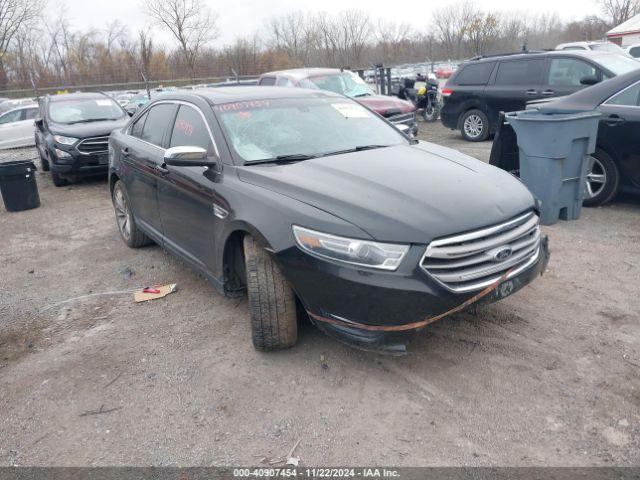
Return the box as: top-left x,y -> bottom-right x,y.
114,187 -> 131,240
584,155 -> 607,200
464,114 -> 483,138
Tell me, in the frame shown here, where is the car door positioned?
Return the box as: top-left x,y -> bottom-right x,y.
483,58 -> 547,129
121,102 -> 176,238
543,57 -> 601,99
597,80 -> 640,188
0,108 -> 33,149
156,102 -> 223,275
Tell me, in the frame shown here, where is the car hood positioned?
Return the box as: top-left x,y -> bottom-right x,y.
50,118 -> 129,138
237,142 -> 535,244
355,95 -> 416,115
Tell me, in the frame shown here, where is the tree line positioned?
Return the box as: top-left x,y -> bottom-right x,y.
0,0 -> 638,94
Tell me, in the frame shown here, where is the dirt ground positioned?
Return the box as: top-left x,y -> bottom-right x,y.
0,122 -> 639,467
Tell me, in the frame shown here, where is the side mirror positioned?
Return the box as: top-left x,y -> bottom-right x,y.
34,118 -> 44,129
164,146 -> 218,167
580,75 -> 600,86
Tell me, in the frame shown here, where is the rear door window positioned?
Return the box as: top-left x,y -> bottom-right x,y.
141,104 -> 175,146
454,62 -> 495,85
260,77 -> 276,86
24,108 -> 38,120
548,58 -> 597,86
276,77 -> 294,87
495,59 -> 545,85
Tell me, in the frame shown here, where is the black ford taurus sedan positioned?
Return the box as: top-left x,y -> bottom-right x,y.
108,87 -> 550,353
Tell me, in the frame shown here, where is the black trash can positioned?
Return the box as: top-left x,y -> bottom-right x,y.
0,160 -> 41,212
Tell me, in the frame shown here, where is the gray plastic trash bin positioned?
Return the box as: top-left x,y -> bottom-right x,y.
505,110 -> 601,226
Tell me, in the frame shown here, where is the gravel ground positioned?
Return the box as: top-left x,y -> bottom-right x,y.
0,123 -> 639,467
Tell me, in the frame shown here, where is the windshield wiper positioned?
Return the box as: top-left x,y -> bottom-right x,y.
245,153 -> 317,166
321,145 -> 390,157
67,118 -> 120,124
353,93 -> 372,97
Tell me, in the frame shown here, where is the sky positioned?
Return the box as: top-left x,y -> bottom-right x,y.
55,0 -> 603,46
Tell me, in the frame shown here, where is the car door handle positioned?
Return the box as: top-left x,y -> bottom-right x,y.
604,115 -> 625,126
540,90 -> 555,96
155,164 -> 170,175
525,89 -> 538,96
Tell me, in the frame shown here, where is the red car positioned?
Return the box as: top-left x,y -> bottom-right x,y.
258,68 -> 418,135
436,65 -> 456,79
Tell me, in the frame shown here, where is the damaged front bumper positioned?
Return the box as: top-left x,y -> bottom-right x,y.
279,236 -> 550,354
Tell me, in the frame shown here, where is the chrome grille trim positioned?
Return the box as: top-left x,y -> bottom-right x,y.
387,112 -> 416,125
420,211 -> 541,293
76,136 -> 110,155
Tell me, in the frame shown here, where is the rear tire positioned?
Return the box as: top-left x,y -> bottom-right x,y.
460,109 -> 489,142
112,180 -> 152,248
583,149 -> 619,207
243,235 -> 298,351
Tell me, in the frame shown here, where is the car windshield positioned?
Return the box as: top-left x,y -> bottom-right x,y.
595,54 -> 640,75
48,97 -> 125,124
302,72 -> 374,98
215,97 -> 407,164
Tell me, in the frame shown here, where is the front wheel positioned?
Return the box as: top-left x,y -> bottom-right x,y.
460,109 -> 490,142
51,171 -> 68,187
243,235 -> 298,351
583,149 -> 619,207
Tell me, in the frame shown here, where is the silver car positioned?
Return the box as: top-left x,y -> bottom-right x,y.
0,104 -> 38,149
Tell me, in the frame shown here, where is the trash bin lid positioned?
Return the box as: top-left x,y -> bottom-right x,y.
0,160 -> 37,178
505,109 -> 601,122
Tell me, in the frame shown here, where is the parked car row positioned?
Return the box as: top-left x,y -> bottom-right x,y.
440,50 -> 640,141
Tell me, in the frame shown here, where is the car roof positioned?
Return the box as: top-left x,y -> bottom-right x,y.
48,92 -> 110,102
467,50 -> 627,64
154,86 -> 343,105
259,67 -> 345,80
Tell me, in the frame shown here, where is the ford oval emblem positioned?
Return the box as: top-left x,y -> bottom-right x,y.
494,247 -> 513,261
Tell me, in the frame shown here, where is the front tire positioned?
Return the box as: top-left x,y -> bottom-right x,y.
583,149 -> 619,207
51,171 -> 68,187
243,235 -> 298,351
39,149 -> 50,172
112,180 -> 152,248
460,109 -> 489,142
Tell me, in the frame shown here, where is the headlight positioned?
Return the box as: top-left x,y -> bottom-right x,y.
292,225 -> 409,271
53,135 -> 78,145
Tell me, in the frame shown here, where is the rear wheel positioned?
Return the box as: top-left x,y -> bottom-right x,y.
460,109 -> 489,142
243,235 -> 298,351
583,149 -> 619,207
112,180 -> 152,248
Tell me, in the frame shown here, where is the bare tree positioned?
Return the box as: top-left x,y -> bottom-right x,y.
598,0 -> 640,26
466,12 -> 501,56
143,0 -> 218,78
266,11 -> 315,66
138,29 -> 154,80
432,1 -> 479,59
0,0 -> 43,90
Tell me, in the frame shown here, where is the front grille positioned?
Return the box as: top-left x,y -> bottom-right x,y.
76,136 -> 109,155
420,211 -> 541,293
386,112 -> 416,125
